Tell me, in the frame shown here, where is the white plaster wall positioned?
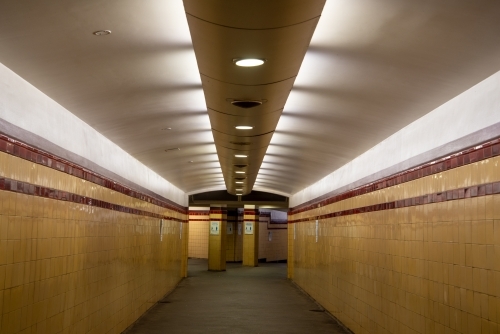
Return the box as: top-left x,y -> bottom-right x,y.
291,70 -> 500,207
0,62 -> 187,206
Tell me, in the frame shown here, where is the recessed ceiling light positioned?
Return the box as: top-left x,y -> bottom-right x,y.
235,171 -> 245,174
162,127 -> 172,131
235,154 -> 247,158
235,126 -> 253,130
93,30 -> 111,36
234,58 -> 265,67
235,181 -> 244,184
236,193 -> 243,196
236,189 -> 243,192
188,161 -> 194,163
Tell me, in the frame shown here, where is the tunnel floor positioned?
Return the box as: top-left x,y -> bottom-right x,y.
124,258 -> 351,334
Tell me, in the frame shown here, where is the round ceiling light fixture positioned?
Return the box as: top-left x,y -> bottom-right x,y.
234,58 -> 265,67
235,171 -> 245,174
93,30 -> 111,36
236,193 -> 243,196
235,154 -> 247,158
235,181 -> 244,184
235,126 -> 253,130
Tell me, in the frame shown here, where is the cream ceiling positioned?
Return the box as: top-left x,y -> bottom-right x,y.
0,0 -> 499,197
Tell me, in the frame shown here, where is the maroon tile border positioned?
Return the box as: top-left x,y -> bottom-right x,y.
0,134 -> 187,214
290,137 -> 500,216
289,181 -> 500,223
0,177 -> 186,223
209,209 -> 227,214
189,211 -> 210,216
189,219 -> 210,222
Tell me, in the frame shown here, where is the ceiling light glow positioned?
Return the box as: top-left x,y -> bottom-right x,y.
234,58 -> 265,67
235,126 -> 253,130
235,171 -> 245,174
235,181 -> 244,184
235,154 -> 247,158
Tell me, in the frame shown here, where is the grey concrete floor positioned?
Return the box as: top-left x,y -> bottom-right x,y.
124,259 -> 351,334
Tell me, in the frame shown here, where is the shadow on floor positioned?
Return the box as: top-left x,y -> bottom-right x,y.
124,259 -> 351,334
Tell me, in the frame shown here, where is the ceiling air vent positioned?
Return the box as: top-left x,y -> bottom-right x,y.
230,100 -> 263,109
233,164 -> 247,168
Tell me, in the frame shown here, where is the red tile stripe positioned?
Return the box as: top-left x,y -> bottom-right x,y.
189,211 -> 210,216
0,177 -> 186,223
289,181 -> 500,223
290,137 -> 500,215
0,134 -> 187,214
209,209 -> 227,214
189,219 -> 210,222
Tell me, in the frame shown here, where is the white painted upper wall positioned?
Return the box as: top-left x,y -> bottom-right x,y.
0,62 -> 188,206
290,70 -> 500,207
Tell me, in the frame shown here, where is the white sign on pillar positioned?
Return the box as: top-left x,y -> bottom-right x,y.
210,221 -> 220,235
244,222 -> 253,235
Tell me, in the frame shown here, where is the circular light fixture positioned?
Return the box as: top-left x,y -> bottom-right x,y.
236,189 -> 243,191
162,127 -> 172,131
235,154 -> 247,158
236,193 -> 243,196
235,171 -> 245,174
235,181 -> 244,184
234,58 -> 265,67
93,30 -> 111,36
235,126 -> 253,130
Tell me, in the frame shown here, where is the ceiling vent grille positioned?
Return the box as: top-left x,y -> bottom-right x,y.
230,100 -> 263,109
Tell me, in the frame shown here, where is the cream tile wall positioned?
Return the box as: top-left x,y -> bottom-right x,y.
188,209 -> 209,259
0,151 -> 187,334
258,217 -> 287,262
226,211 -> 239,262
289,156 -> 500,334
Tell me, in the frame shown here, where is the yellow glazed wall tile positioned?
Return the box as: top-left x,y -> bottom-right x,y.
290,156 -> 500,334
0,158 -> 187,334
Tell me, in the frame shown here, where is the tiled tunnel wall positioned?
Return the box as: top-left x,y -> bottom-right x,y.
188,208 -> 287,262
288,139 -> 500,334
187,208 -> 209,259
0,137 -> 188,334
259,213 -> 287,262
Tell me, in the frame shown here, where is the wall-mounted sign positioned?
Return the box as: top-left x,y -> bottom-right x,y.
238,223 -> 242,235
315,219 -> 319,242
227,223 -> 233,235
210,221 -> 220,235
244,222 -> 253,235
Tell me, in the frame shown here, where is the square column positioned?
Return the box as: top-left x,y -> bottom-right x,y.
242,205 -> 259,267
208,205 -> 227,271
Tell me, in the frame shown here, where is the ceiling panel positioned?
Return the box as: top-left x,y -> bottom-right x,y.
1,0 -> 499,199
